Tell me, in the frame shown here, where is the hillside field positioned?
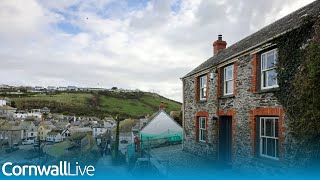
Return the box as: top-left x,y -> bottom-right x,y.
2,91 -> 181,119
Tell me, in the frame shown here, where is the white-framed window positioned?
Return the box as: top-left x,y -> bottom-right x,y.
259,117 -> 279,160
261,49 -> 278,89
198,117 -> 206,142
223,64 -> 234,95
199,75 -> 207,100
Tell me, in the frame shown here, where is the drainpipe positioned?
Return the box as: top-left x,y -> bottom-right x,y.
181,78 -> 185,150
216,67 -> 220,162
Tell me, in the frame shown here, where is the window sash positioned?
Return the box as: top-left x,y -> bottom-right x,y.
223,64 -> 234,95
199,117 -> 206,142
259,117 -> 279,160
261,49 -> 278,89
199,75 -> 207,100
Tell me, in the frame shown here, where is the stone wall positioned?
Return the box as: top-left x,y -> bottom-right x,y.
182,68 -> 218,160
182,51 -> 290,169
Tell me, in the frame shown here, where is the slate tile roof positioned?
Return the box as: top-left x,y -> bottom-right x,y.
183,0 -> 320,78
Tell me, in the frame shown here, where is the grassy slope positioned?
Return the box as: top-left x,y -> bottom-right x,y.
4,91 -> 181,118
7,93 -> 94,115
100,94 -> 181,117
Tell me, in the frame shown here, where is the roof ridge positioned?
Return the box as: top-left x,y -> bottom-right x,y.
183,0 -> 320,78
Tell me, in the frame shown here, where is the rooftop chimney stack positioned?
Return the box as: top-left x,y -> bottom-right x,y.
213,34 -> 227,55
159,101 -> 166,110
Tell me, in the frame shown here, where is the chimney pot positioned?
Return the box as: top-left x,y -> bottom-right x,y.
213,34 -> 227,55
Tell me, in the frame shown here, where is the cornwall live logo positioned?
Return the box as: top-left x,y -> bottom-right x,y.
1,161 -> 95,176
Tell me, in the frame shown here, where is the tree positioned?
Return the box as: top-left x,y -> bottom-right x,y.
10,101 -> 16,108
112,115 -> 122,165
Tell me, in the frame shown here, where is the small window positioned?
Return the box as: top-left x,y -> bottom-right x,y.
198,117 -> 206,142
259,117 -> 279,160
261,49 -> 278,89
223,64 -> 234,95
199,75 -> 207,100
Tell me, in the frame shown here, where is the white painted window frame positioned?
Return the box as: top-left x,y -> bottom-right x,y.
198,117 -> 206,142
223,64 -> 234,96
199,75 -> 207,100
261,49 -> 279,90
259,117 -> 279,160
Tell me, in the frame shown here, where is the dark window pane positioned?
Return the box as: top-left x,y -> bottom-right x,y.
265,119 -> 273,136
276,139 -> 279,158
202,119 -> 206,128
267,138 -> 273,157
262,54 -> 266,70
263,71 -> 267,87
275,119 -> 278,137
261,118 -> 265,136
262,138 -> 266,155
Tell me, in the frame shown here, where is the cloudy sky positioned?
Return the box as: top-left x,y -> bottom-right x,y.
0,0 -> 315,101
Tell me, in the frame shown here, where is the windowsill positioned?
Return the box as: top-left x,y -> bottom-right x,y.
219,94 -> 235,99
197,141 -> 207,145
253,156 -> 281,166
256,87 -> 279,94
198,99 -> 207,103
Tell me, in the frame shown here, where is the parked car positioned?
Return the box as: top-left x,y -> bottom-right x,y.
22,139 -> 35,145
120,139 -> 129,144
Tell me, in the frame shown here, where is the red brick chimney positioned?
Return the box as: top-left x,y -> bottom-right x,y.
213,35 -> 227,55
159,101 -> 165,110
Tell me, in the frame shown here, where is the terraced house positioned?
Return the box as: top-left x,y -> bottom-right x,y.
181,1 -> 320,168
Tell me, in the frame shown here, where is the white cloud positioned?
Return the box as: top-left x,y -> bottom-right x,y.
0,0 -> 316,101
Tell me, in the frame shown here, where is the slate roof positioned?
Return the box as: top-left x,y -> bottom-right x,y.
48,130 -> 62,136
0,121 -> 23,131
183,0 -> 320,78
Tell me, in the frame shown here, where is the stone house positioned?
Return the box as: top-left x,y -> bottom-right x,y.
0,98 -> 8,106
19,121 -> 37,141
14,110 -> 28,119
58,87 -> 67,91
92,124 -> 109,138
181,1 -> 320,168
61,128 -> 71,140
40,107 -> 50,114
38,121 -> 56,141
46,130 -> 63,143
0,121 -> 23,147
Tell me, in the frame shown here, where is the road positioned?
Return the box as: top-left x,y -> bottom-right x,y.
95,155 -> 131,177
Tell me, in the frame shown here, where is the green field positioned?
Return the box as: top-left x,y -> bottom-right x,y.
2,91 -> 181,119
